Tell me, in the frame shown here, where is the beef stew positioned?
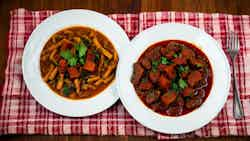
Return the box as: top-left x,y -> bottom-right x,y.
131,40 -> 213,116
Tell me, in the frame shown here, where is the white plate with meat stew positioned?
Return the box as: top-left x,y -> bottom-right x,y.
22,9 -> 130,117
117,23 -> 230,134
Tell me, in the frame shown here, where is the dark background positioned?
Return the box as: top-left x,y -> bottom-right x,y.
1,0 -> 250,141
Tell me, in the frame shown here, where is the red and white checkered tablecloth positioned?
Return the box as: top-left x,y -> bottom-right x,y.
0,8 -> 250,140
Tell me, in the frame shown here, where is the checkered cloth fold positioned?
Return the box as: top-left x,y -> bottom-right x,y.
0,9 -> 250,140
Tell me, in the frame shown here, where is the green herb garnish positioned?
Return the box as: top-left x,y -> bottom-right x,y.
141,77 -> 148,83
184,66 -> 189,72
195,63 -> 203,68
62,85 -> 70,96
160,57 -> 171,65
152,60 -> 160,72
178,65 -> 185,72
173,53 -> 178,58
60,49 -> 72,60
60,40 -> 88,67
74,42 -> 87,58
93,50 -> 100,61
171,81 -> 179,92
68,57 -> 78,66
178,78 -> 187,89
178,65 -> 189,73
171,78 -> 188,92
60,49 -> 77,66
79,58 -> 85,65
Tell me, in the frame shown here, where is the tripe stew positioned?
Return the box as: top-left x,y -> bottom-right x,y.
40,26 -> 118,99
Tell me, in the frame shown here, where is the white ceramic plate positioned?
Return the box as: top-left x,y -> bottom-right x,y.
22,9 -> 130,117
117,23 -> 231,134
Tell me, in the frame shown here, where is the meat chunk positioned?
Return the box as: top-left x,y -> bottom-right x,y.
160,46 -> 175,59
166,41 -> 181,52
182,87 -> 194,97
135,89 -> 146,99
167,96 -> 184,116
139,81 -> 153,90
180,71 -> 189,78
145,47 -> 161,61
83,52 -> 96,72
60,41 -> 73,51
160,46 -> 168,55
150,102 -> 161,111
131,63 -> 144,85
166,105 -> 183,116
140,58 -> 151,69
187,71 -> 202,87
59,59 -> 67,73
161,42 -> 182,60
67,67 -> 80,79
185,96 -> 203,109
158,64 -> 167,71
161,91 -> 177,106
190,57 -> 205,68
158,75 -> 170,89
149,70 -> 160,83
172,57 -> 187,65
54,54 -> 61,62
181,48 -> 195,59
163,64 -> 176,79
145,90 -> 161,104
176,96 -> 184,107
86,51 -> 95,61
83,60 -> 96,72
165,51 -> 176,59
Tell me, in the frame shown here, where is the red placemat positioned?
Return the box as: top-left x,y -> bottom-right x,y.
1,8 -> 250,140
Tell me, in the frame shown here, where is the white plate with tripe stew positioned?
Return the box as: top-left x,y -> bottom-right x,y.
22,9 -> 130,117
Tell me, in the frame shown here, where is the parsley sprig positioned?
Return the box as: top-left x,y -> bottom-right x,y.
59,41 -> 88,66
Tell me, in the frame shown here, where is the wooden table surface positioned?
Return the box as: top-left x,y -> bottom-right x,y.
0,0 -> 250,141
